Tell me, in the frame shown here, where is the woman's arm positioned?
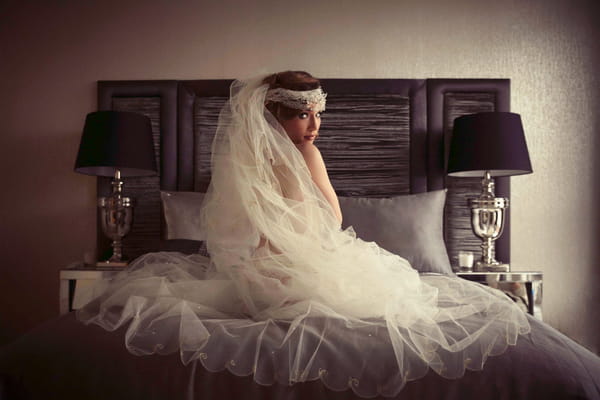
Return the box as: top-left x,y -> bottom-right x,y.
296,143 -> 343,223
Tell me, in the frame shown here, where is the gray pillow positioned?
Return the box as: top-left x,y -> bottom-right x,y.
338,190 -> 453,275
160,191 -> 205,241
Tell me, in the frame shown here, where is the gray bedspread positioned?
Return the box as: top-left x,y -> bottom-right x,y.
1,312 -> 599,399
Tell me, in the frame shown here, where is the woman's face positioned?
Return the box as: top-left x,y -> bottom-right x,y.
279,109 -> 322,145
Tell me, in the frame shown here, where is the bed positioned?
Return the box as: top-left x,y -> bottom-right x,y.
1,78 -> 599,399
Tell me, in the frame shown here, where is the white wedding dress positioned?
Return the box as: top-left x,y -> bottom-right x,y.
78,77 -> 530,398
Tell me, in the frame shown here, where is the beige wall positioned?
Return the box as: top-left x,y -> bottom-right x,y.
1,0 -> 598,353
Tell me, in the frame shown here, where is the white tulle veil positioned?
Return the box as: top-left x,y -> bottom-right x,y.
78,75 -> 530,398
199,76 -> 407,319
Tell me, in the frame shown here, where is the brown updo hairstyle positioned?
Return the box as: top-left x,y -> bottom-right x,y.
263,71 -> 321,121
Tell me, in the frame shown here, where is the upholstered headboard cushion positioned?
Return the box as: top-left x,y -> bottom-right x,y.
97,78 -> 510,268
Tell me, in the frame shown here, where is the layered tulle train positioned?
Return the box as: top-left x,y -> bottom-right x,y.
78,249 -> 530,398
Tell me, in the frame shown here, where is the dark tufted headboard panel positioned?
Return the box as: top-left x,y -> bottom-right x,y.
97,78 -> 510,268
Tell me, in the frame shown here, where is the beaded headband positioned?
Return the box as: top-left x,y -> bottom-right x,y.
265,87 -> 327,112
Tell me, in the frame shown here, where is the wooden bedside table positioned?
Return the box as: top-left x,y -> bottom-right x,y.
59,263 -> 123,314
456,271 -> 543,320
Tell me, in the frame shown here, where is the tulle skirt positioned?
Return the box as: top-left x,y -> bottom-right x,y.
78,250 -> 530,398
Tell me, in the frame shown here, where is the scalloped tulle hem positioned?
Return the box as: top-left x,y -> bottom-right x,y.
189,336 -> 521,400
78,252 -> 530,399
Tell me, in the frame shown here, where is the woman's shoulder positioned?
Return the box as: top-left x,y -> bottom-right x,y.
295,143 -> 322,160
295,143 -> 327,176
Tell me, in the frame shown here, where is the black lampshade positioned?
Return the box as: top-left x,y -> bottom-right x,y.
74,111 -> 157,177
447,112 -> 533,177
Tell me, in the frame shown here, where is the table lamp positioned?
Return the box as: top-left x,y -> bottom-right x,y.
447,112 -> 532,272
74,111 -> 157,266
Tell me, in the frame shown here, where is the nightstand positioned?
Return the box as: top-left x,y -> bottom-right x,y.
456,271 -> 543,320
59,263 -> 122,314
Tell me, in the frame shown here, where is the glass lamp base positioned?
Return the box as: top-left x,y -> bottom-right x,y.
475,261 -> 510,272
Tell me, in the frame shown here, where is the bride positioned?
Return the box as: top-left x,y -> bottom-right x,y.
78,71 -> 530,398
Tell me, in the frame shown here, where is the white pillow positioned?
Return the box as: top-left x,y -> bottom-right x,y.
160,191 -> 205,241
338,190 -> 453,275
160,189 -> 453,275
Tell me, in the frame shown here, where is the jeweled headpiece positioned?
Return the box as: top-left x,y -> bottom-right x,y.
265,87 -> 327,112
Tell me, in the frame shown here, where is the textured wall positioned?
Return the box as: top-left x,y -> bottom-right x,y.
1,0 -> 598,353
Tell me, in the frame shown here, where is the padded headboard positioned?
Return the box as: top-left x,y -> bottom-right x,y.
97,78 -> 510,268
